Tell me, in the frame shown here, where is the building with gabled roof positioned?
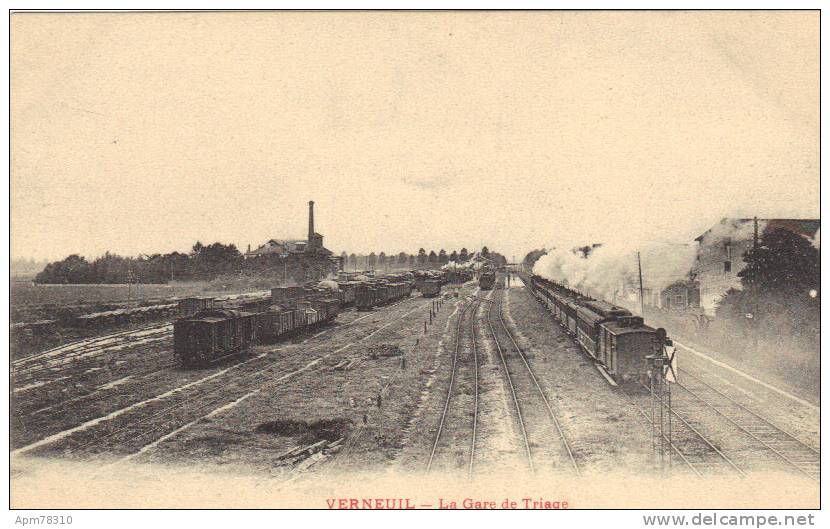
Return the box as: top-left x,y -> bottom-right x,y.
244,201 -> 333,259
691,217 -> 819,315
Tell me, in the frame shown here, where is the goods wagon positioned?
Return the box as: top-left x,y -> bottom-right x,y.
271,286 -> 305,306
178,297 -> 215,316
174,309 -> 257,368
337,281 -> 359,305
421,279 -> 442,298
256,308 -> 296,342
356,285 -> 378,311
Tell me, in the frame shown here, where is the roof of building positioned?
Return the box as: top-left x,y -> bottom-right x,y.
245,238 -> 332,257
695,218 -> 820,242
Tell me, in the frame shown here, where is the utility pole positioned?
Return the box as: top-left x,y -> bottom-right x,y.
752,217 -> 759,358
637,252 -> 645,316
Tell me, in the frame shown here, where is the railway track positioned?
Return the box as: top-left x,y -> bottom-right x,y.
12,296 -> 432,462
11,307 -> 371,441
486,287 -> 579,475
621,385 -> 744,477
11,323 -> 174,383
426,297 -> 481,477
675,369 -> 820,481
679,352 -> 819,448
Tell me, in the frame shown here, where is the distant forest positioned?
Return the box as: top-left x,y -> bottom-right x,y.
33,244 -> 508,284
339,247 -> 508,271
33,242 -> 245,284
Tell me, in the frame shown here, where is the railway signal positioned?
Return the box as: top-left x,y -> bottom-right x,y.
647,328 -> 675,476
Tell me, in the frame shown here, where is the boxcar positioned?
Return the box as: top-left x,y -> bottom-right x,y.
576,306 -> 605,359
563,300 -> 580,335
374,285 -> 390,305
174,309 -> 257,368
355,284 -> 374,311
552,293 -> 566,322
310,299 -> 340,323
337,281 -> 359,305
421,279 -> 442,298
256,308 -> 296,342
304,308 -> 319,327
178,297 -> 215,316
292,308 -> 308,329
582,300 -> 631,320
271,286 -> 306,306
597,316 -> 662,383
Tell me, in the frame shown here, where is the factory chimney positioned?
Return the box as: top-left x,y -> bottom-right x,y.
308,201 -> 315,243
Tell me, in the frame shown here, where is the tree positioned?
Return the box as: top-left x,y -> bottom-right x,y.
35,254 -> 92,284
489,251 -> 508,267
438,249 -> 448,265
397,252 -> 408,268
523,249 -> 547,271
349,253 -> 357,271
368,252 -> 377,270
716,228 -> 820,363
428,250 -> 438,267
378,252 -> 387,270
191,241 -> 204,257
417,248 -> 427,268
739,228 -> 820,295
450,250 -> 458,263
481,246 -> 490,258
459,248 -> 469,262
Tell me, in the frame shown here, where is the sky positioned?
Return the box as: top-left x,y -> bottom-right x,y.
11,11 -> 819,262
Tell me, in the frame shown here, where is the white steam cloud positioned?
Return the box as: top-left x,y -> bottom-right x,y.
531,217 -> 777,306
532,242 -> 697,304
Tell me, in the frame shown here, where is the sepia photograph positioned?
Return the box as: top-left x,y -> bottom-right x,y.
5,6 -> 822,520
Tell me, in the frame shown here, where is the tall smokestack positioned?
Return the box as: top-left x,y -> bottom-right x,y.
308,200 -> 315,242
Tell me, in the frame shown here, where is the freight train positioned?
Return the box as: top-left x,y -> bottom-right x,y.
174,275 -> 415,367
444,269 -> 475,284
174,309 -> 258,368
356,281 -> 413,310
525,274 -> 671,384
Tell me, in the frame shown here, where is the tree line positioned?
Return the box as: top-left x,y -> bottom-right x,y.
34,242 -> 247,284
341,246 -> 507,272
34,243 -> 510,284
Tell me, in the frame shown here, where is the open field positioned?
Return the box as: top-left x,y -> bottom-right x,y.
12,281 -> 224,310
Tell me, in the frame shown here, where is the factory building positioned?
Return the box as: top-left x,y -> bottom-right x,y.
244,201 -> 337,281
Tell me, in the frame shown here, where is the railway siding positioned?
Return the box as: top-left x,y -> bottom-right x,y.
11,295 -> 427,459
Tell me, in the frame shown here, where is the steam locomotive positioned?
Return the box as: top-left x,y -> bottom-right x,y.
478,269 -> 496,290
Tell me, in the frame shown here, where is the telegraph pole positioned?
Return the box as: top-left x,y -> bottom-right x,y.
637,252 -> 645,316
752,217 -> 760,358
